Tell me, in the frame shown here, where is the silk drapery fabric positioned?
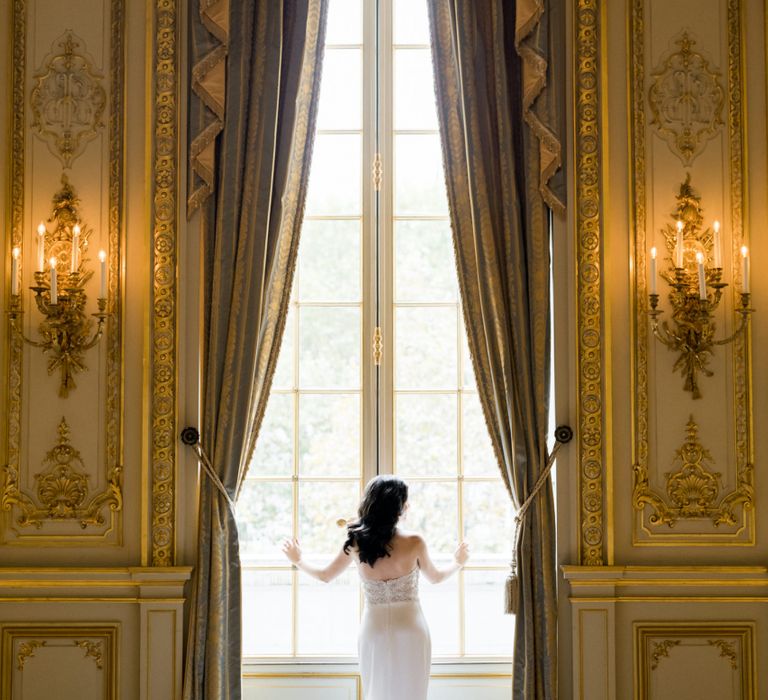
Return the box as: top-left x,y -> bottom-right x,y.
184,2 -> 328,698
427,1 -> 563,698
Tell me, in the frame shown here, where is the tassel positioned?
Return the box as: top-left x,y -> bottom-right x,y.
504,572 -> 519,615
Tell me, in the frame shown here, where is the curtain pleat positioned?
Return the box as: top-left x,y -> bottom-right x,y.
427,1 -> 562,697
183,2 -> 328,698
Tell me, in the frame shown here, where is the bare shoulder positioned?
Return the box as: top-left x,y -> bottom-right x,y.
395,529 -> 426,550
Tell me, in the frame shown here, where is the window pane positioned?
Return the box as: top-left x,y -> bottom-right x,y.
247,392 -> 294,478
395,220 -> 457,302
326,0 -> 362,44
394,0 -> 430,44
420,574 -> 460,656
298,480 -> 360,557
405,481 -> 458,557
396,306 -> 457,389
395,393 -> 456,477
242,569 -> 293,656
237,482 -> 293,562
463,481 -> 515,561
462,393 -> 499,478
394,135 -> 449,216
394,49 -> 438,130
299,306 -> 360,389
297,570 -> 359,654
316,48 -> 362,130
305,134 -> 361,216
271,306 -> 295,390
464,570 -> 515,656
299,393 -> 360,476
299,220 -> 360,302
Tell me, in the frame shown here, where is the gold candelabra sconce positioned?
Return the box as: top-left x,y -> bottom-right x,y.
8,176 -> 109,398
647,176 -> 753,399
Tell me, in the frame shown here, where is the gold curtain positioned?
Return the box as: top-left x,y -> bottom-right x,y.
428,1 -> 563,697
183,2 -> 328,698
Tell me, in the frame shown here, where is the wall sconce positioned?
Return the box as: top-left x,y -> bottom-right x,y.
647,175 -> 752,399
8,176 -> 109,398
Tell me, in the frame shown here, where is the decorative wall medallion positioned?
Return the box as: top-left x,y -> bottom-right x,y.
30,31 -> 107,168
74,640 -> 104,669
16,640 -> 46,670
633,416 -> 753,527
1,418 -> 122,528
648,31 -> 725,166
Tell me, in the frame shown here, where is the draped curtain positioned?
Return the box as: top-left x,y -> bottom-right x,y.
184,2 -> 328,698
427,1 -> 564,698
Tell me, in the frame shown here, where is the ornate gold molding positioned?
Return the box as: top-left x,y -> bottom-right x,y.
708,638 -> 738,669
74,639 -> 104,669
149,0 -> 179,565
575,0 -> 605,565
16,640 -> 45,670
649,639 -> 680,670
30,31 -> 107,168
2,0 -> 124,545
633,416 -> 753,528
648,31 -> 725,166
630,0 -> 751,545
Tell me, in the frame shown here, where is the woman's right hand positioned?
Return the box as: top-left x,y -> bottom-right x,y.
453,541 -> 470,566
282,537 -> 302,564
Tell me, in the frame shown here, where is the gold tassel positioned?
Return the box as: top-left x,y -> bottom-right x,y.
504,572 -> 519,615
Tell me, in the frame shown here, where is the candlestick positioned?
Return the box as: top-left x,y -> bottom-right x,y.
741,246 -> 750,294
71,224 -> 80,273
11,247 -> 20,296
713,220 -> 722,268
650,246 -> 657,295
37,222 -> 46,272
49,257 -> 58,304
696,252 -> 706,299
98,250 -> 106,299
676,220 -> 684,268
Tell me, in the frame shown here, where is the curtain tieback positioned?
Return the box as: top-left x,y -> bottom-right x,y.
181,427 -> 237,513
505,425 -> 573,614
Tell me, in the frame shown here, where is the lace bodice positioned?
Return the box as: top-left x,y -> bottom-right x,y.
361,568 -> 420,605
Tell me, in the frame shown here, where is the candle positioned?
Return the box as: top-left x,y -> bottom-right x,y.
741,246 -> 750,294
676,220 -> 684,268
98,250 -> 107,299
36,222 -> 46,272
650,246 -> 657,295
49,257 -> 58,304
11,247 -> 20,296
696,251 -> 706,299
713,220 -> 722,268
71,224 -> 80,273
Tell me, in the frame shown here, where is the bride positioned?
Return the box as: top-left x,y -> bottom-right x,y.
282,474 -> 469,700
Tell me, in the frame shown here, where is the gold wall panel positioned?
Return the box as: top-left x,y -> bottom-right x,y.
630,0 -> 753,545
634,622 -> 755,699
148,0 -> 179,566
1,624 -> 118,700
1,0 -> 124,545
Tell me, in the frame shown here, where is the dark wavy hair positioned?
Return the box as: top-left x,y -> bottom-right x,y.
343,475 -> 408,566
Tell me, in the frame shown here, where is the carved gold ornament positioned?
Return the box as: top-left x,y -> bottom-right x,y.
648,31 -> 725,166
633,416 -> 753,528
650,639 -> 680,670
1,418 -> 122,529
74,640 -> 104,669
16,640 -> 46,670
708,639 -> 738,669
30,31 -> 107,168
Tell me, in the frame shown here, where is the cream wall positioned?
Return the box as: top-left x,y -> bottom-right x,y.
559,0 -> 768,698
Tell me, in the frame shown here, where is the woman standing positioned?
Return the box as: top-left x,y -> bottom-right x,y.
282,474 -> 469,700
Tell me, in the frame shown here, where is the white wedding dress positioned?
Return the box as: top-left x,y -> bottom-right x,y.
358,568 -> 431,700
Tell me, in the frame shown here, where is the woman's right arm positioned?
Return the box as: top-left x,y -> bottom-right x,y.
415,536 -> 469,584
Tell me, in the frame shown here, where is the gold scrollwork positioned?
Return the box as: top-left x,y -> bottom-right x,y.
649,639 -> 680,670
74,639 -> 104,669
575,0 -> 605,565
707,639 -> 738,669
16,640 -> 46,671
30,31 -> 107,169
633,416 -> 753,528
2,418 -> 122,529
648,31 -> 725,166
149,0 -> 179,565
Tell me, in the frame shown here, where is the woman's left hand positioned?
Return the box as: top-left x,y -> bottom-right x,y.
282,537 -> 302,564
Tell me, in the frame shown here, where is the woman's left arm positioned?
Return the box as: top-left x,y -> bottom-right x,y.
282,538 -> 353,583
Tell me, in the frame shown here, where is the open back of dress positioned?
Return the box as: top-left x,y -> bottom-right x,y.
358,568 -> 431,700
